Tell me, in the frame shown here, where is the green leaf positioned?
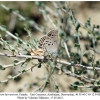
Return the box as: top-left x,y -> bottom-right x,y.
70,84 -> 78,90
72,10 -> 75,15
38,59 -> 42,63
18,71 -> 21,73
18,88 -> 22,92
18,39 -> 23,44
74,43 -> 80,49
92,87 -> 100,92
79,82 -> 84,85
35,1 -> 42,6
45,81 -> 50,87
83,53 -> 88,57
38,63 -> 41,68
68,16 -> 73,24
21,62 -> 27,67
96,25 -> 100,28
1,25 -> 6,31
96,60 -> 100,65
0,65 -> 5,70
75,21 -> 80,30
6,41 -> 10,44
97,81 -> 100,85
60,18 -> 64,23
7,75 -> 12,79
31,62 -> 35,65
60,1 -> 65,4
11,49 -> 15,52
0,65 -> 3,69
13,76 -> 19,81
13,66 -> 16,69
3,47 -> 7,50
74,81 -> 84,86
94,82 -> 98,86
75,70 -> 83,75
15,33 -> 19,37
9,8 -> 13,13
87,17 -> 91,26
88,57 -> 93,62
66,65 -> 72,71
26,58 -> 31,62
74,81 -> 80,85
35,1 -> 45,7
14,60 -> 19,63
22,70 -> 26,73
54,85 -> 59,89
85,17 -> 91,27
59,30 -> 66,38
82,70 -> 87,74
96,37 -> 100,40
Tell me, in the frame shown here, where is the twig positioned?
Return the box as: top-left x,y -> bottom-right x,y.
60,68 -> 98,83
0,26 -> 18,40
0,56 -> 99,85
1,52 -> 100,71
61,8 -> 100,35
44,63 -> 59,92
68,9 -> 83,64
3,60 -> 26,68
0,52 -> 44,59
52,2 -> 63,17
78,85 -> 100,88
33,84 -> 44,92
45,6 -> 58,17
47,15 -> 57,29
0,25 -> 27,46
0,65 -> 35,83
40,72 -> 51,92
63,41 -> 70,58
1,4 -> 43,32
89,47 -> 100,55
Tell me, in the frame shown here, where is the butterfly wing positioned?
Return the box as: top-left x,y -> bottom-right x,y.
38,35 -> 47,49
38,35 -> 57,56
47,29 -> 58,43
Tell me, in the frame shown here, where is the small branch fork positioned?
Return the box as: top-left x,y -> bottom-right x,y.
0,51 -> 100,89
0,52 -> 100,71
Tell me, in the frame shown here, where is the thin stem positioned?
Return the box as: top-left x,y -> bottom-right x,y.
63,41 -> 70,59
0,65 -> 36,83
47,15 -> 57,29
3,60 -> 26,68
34,84 -> 44,92
40,62 -> 53,92
0,26 -> 18,40
89,47 -> 100,55
1,4 -> 43,32
1,52 -> 100,71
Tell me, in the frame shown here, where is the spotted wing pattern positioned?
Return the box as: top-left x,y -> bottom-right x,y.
38,29 -> 58,56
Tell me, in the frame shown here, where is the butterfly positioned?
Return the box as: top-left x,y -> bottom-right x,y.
38,29 -> 58,57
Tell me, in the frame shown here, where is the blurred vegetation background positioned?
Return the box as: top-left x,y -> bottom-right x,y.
0,1 -> 100,92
